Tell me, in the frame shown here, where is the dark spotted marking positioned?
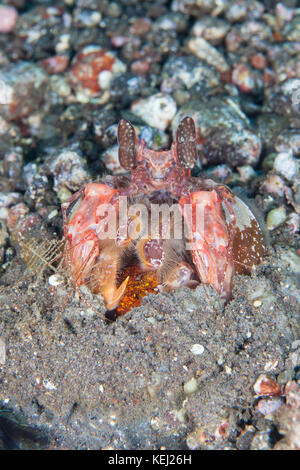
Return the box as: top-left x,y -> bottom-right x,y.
232,218 -> 266,274
118,119 -> 137,170
223,197 -> 266,274
176,116 -> 197,169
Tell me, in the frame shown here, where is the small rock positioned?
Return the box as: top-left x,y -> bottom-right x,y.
191,16 -> 229,45
284,15 -> 300,42
57,188 -> 72,204
291,340 -> 300,350
0,62 -> 48,121
172,97 -> 261,167
69,46 -> 126,101
110,73 -> 147,108
186,428 -> 208,450
187,37 -> 229,73
0,337 -> 5,365
281,78 -> 300,107
7,202 -> 29,232
232,64 -> 255,93
253,374 -> 282,397
184,377 -> 198,394
250,430 -> 272,450
8,205 -> 41,239
190,344 -> 205,355
39,55 -> 69,75
279,247 -> 300,275
256,397 -> 283,416
105,2 -> 122,18
47,209 -> 58,220
256,113 -> 288,154
226,3 -> 247,22
0,6 -> 18,33
285,212 -> 300,235
48,274 -> 64,287
273,152 -> 299,182
0,192 -> 22,209
55,33 -> 71,54
42,379 -> 57,391
0,220 -> 8,262
235,424 -> 256,450
250,53 -> 267,70
47,148 -> 90,193
0,207 -> 8,221
131,93 -> 177,131
102,145 -> 127,175
225,30 -> 243,52
276,3 -> 295,24
130,18 -> 152,36
154,12 -> 188,33
162,55 -> 221,92
263,174 -> 286,198
73,8 -> 102,28
50,76 -> 72,98
237,165 -> 256,182
275,130 -> 300,155
266,206 -> 287,231
172,0 -> 227,17
175,408 -> 187,423
206,164 -> 232,181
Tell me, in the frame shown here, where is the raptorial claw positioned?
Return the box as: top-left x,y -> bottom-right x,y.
88,241 -> 128,310
179,190 -> 234,300
104,275 -> 130,310
65,229 -> 100,286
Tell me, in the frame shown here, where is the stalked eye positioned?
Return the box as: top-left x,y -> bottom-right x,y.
176,116 -> 197,169
117,119 -> 137,170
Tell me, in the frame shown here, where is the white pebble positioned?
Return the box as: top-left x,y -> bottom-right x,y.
266,206 -> 287,231
237,165 -> 256,182
257,397 -> 283,416
0,337 -> 6,365
48,274 -> 64,286
0,6 -> 18,33
98,70 -> 113,90
0,207 -> 9,220
131,93 -> 177,131
48,209 -> 58,220
264,360 -> 279,371
42,379 -> 57,390
111,56 -> 127,75
187,37 -> 229,72
55,33 -> 70,54
0,82 -> 13,106
102,145 -> 127,174
190,344 -> 205,355
184,377 -> 198,394
273,152 -> 298,182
